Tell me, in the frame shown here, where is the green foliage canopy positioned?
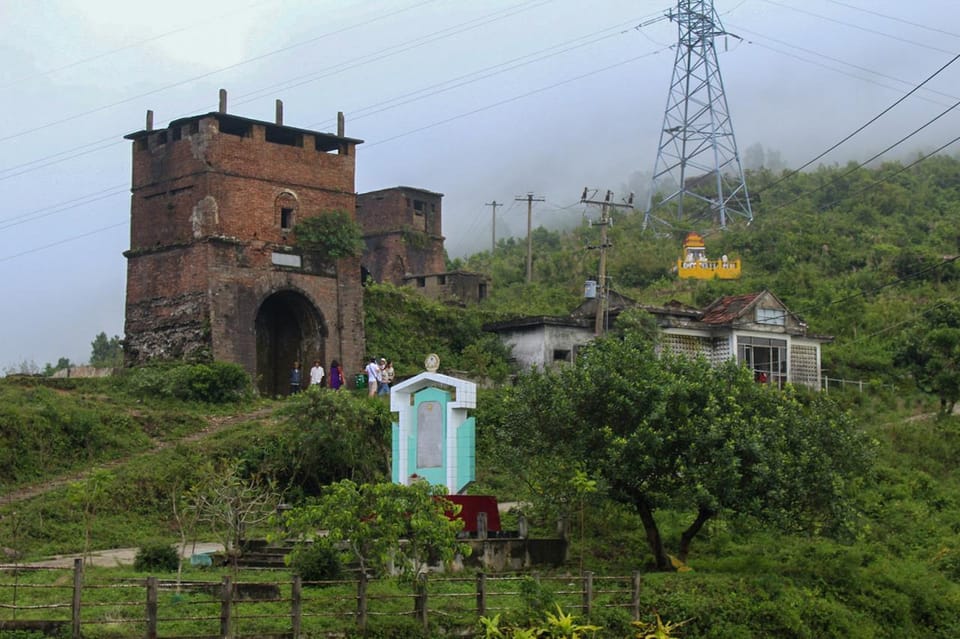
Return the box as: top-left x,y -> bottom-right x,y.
292,210 -> 364,259
282,479 -> 469,581
896,299 -> 960,415
485,333 -> 872,570
90,332 -> 122,367
265,387 -> 391,495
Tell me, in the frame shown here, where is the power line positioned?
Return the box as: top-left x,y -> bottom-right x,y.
0,184 -> 127,229
0,0 -> 622,181
0,0 -> 440,146
730,25 -> 960,106
233,0 -> 556,109
0,0 -> 280,91
759,0 -> 956,55
0,220 -> 127,264
364,47 -> 671,149
822,0 -> 960,41
753,52 -> 960,198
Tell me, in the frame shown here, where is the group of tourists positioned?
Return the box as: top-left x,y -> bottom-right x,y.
289,358 -> 347,395
289,356 -> 394,396
364,356 -> 395,397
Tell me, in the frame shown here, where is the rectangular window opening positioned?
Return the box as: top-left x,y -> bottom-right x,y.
413,200 -> 425,212
265,126 -> 303,147
416,277 -> 426,287
219,119 -> 251,137
280,207 -> 294,230
553,349 -> 571,362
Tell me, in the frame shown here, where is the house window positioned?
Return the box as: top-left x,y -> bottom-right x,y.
756,307 -> 785,325
280,207 -> 294,230
416,277 -> 426,287
738,337 -> 787,386
553,349 -> 571,362
413,200 -> 425,212
437,275 -> 446,285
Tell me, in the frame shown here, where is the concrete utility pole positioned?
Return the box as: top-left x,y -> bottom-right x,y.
485,200 -> 501,254
581,188 -> 634,335
515,193 -> 545,283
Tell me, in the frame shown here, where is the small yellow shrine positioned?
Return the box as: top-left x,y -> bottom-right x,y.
677,232 -> 741,280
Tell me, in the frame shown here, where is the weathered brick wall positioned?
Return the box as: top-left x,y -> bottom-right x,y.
124,111 -> 366,388
356,187 -> 446,284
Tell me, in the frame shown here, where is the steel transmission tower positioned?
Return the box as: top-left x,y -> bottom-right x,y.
644,0 -> 752,231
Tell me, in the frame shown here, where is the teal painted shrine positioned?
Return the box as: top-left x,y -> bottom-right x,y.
390,372 -> 476,494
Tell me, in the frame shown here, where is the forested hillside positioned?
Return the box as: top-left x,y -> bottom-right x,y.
453,154 -> 960,389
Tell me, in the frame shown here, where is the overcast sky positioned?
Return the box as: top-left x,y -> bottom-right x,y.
1,0 -> 958,371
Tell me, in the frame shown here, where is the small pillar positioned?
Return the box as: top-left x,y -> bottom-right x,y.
275,99 -> 283,125
219,89 -> 227,114
337,111 -> 345,137
145,110 -> 154,131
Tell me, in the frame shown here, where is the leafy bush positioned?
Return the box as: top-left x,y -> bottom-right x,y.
288,541 -> 343,582
133,542 -> 179,572
124,362 -> 251,403
293,211 -> 364,259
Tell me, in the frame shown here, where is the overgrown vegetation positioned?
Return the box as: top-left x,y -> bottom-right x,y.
3,156 -> 960,635
293,210 -> 365,259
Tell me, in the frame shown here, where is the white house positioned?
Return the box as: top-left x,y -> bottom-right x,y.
484,290 -> 829,390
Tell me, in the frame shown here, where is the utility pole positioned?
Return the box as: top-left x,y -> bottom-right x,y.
515,193 -> 544,283
485,200 -> 501,254
581,188 -> 634,336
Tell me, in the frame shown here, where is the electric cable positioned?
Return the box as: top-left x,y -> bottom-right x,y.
0,0 -> 440,146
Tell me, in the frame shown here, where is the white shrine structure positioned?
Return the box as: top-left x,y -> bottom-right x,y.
390,360 -> 477,494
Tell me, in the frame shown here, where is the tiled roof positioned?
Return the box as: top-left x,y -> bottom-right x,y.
700,292 -> 762,325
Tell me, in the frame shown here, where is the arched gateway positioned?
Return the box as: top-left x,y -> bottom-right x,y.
255,291 -> 326,396
123,99 -> 366,386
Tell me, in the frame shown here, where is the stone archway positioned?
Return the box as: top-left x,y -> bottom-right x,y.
254,290 -> 326,396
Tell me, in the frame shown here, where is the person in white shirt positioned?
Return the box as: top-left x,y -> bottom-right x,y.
364,357 -> 381,397
309,360 -> 325,388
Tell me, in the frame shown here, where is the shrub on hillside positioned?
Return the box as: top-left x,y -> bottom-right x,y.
288,542 -> 343,582
124,362 -> 251,403
133,542 -> 179,572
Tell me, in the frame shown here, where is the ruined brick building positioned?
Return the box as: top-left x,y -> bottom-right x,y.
356,187 -> 490,304
123,95 -> 366,395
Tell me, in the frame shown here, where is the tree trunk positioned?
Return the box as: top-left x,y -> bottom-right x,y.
632,493 -> 672,571
678,505 -> 715,562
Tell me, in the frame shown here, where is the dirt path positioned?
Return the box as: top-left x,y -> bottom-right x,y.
0,405 -> 278,507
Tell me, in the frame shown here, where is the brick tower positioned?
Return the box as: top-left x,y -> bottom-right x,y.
356,186 -> 446,285
123,94 -> 366,395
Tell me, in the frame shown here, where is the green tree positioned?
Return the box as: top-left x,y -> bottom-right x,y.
293,210 -> 364,259
90,332 -> 123,367
487,334 -> 871,570
266,388 -> 391,495
896,300 -> 960,415
282,479 -> 468,580
42,357 -> 72,377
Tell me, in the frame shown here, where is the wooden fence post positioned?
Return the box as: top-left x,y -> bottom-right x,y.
357,572 -> 368,630
71,558 -> 83,639
631,571 -> 641,621
581,571 -> 593,616
291,576 -> 302,639
476,572 -> 486,617
220,576 -> 232,639
146,576 -> 158,639
414,573 -> 428,630
477,512 -> 488,540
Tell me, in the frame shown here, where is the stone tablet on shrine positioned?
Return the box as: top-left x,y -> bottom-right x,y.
390,355 -> 476,494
